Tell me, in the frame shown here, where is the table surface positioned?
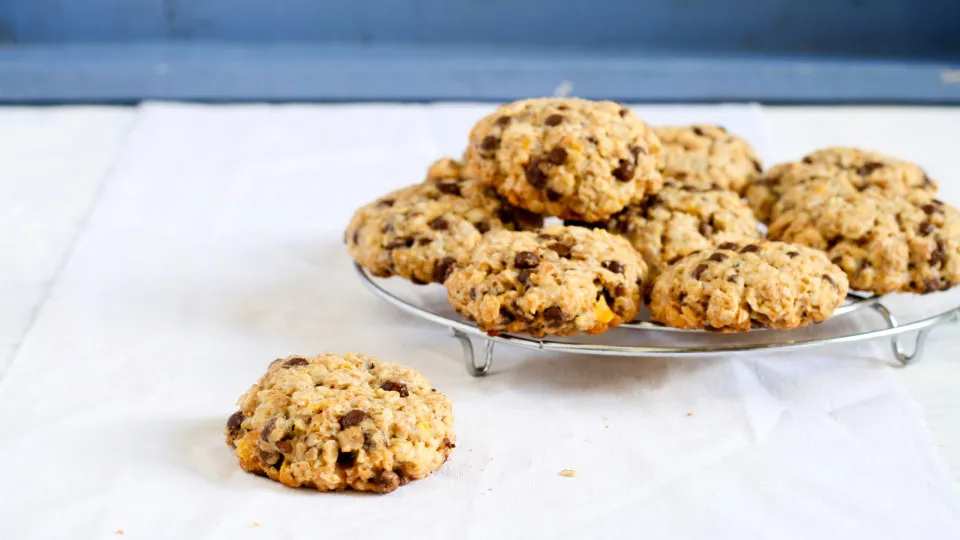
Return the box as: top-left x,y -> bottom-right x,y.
2,104 -> 958,483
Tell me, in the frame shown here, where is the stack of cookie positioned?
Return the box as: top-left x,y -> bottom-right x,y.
346,97 -> 955,336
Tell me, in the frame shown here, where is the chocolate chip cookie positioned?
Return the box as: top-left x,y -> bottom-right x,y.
745,147 -> 938,223
345,158 -> 542,284
653,125 -> 763,193
568,183 -> 762,279
445,225 -> 647,337
649,240 -> 848,332
225,353 -> 455,493
767,182 -> 960,294
463,97 -> 662,222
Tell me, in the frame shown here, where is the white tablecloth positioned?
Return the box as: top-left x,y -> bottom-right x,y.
1,103 -> 958,539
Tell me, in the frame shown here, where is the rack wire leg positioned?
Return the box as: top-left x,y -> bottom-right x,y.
871,303 -> 930,366
449,328 -> 494,377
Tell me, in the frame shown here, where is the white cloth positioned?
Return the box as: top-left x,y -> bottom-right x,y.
1,103 -> 958,539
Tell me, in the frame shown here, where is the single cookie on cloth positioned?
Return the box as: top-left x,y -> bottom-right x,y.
649,240 -> 848,332
767,182 -> 960,294
345,158 -> 541,284
225,353 -> 455,493
463,97 -> 662,222
445,225 -> 647,337
653,125 -> 763,193
745,147 -> 938,223
568,183 -> 762,278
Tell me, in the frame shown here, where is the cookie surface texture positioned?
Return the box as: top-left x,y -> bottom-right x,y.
445,225 -> 647,337
768,183 -> 960,294
463,97 -> 662,221
345,158 -> 542,284
225,353 -> 455,493
570,183 -> 761,278
745,147 -> 937,223
653,125 -> 762,193
649,240 -> 848,332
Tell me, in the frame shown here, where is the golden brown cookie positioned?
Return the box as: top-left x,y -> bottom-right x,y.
463,97 -> 662,221
445,225 -> 647,337
226,353 -> 455,493
653,124 -> 762,193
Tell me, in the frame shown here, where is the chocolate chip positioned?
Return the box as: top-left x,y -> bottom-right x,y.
226,411 -> 244,437
436,182 -> 461,196
283,357 -> 308,368
525,160 -> 547,188
517,269 -> 532,286
442,437 -> 456,449
499,305 -> 515,321
802,156 -> 814,164
475,220 -> 491,233
678,292 -> 687,303
381,380 -> 409,397
612,160 -> 635,181
385,237 -> 413,250
857,161 -> 883,175
717,242 -> 739,250
924,277 -> 945,292
481,135 -> 500,151
547,147 -> 568,165
698,223 -> 713,236
545,114 -> 565,126
275,440 -> 293,453
619,108 -> 630,117
428,216 -> 449,230
587,136 -> 599,145
495,115 -> 512,127
931,241 -> 947,265
546,189 -> 563,202
602,260 -> 625,274
339,410 -> 368,430
922,204 -> 937,215
614,283 -> 626,296
377,198 -> 395,207
261,418 -> 277,442
543,306 -> 565,324
469,288 -> 477,300
740,244 -> 760,253
822,274 -> 837,289
373,470 -> 401,492
548,242 -> 572,258
787,251 -> 800,258
919,221 -> 936,236
514,251 -> 540,268
693,127 -> 705,136
337,450 -> 357,467
434,257 -> 456,282
752,159 -> 762,173
692,263 -> 709,279
352,229 -> 360,244
417,237 -> 433,246
708,252 -> 728,262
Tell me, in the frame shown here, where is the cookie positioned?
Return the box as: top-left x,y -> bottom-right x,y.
767,182 -> 960,294
445,225 -> 647,337
649,240 -> 848,332
345,158 -> 542,284
225,353 -> 455,493
653,125 -> 763,193
568,183 -> 761,278
463,97 -> 662,222
745,147 -> 938,223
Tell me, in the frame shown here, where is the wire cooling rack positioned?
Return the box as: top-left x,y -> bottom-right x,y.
355,264 -> 960,377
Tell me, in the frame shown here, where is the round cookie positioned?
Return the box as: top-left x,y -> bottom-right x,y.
568,183 -> 762,278
653,124 -> 763,193
649,240 -> 848,332
745,147 -> 938,223
225,353 -> 455,493
345,158 -> 542,284
767,183 -> 960,294
445,225 -> 647,337
463,97 -> 662,222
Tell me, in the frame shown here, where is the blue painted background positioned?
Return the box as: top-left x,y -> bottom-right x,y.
0,0 -> 958,103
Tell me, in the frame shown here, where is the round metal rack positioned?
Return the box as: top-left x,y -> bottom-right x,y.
355,264 -> 960,377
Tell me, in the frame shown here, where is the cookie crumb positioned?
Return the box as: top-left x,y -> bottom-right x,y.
559,469 -> 577,478
114,531 -> 124,536
252,522 -> 260,528
686,412 -> 693,417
